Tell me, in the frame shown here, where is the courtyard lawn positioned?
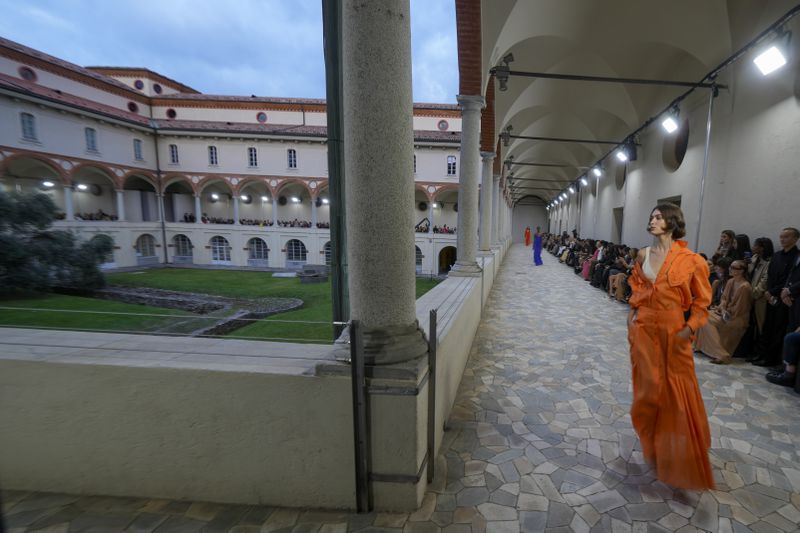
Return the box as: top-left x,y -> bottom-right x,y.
0,293 -> 194,334
108,269 -> 441,343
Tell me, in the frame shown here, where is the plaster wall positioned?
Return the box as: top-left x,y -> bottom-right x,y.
0,359 -> 356,509
511,204 -> 547,243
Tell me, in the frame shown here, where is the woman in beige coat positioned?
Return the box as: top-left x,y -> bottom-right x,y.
749,238 -> 773,336
696,260 -> 753,363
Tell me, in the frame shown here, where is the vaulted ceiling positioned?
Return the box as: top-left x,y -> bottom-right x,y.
479,0 -> 797,205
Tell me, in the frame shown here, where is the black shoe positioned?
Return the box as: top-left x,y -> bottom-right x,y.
766,372 -> 796,387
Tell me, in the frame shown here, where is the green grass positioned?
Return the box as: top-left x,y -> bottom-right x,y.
0,269 -> 442,343
0,293 -> 191,334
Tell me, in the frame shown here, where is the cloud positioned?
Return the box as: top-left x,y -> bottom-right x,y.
0,0 -> 456,102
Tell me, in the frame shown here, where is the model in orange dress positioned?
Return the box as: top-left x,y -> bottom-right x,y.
627,203 -> 715,490
524,226 -> 532,247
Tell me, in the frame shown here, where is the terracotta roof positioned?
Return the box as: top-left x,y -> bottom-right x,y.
86,67 -> 200,94
0,37 -> 142,96
0,72 -> 150,126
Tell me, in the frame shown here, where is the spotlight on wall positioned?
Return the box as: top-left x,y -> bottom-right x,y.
77,184 -> 88,191
592,167 -> 603,177
569,186 -> 576,195
42,181 -> 55,188
322,198 -> 329,205
580,176 -> 588,187
432,202 -> 439,208
560,193 -> 567,200
754,31 -> 789,76
291,197 -> 300,203
240,195 -> 249,201
261,195 -> 269,202
615,148 -> 629,162
211,193 -> 219,201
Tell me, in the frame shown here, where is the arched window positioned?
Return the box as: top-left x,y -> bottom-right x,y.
211,236 -> 231,262
447,155 -> 457,176
173,234 -> 192,258
286,239 -> 307,262
324,241 -> 332,266
135,234 -> 156,257
415,245 -> 423,274
20,112 -> 37,141
248,238 -> 269,260
287,148 -> 297,169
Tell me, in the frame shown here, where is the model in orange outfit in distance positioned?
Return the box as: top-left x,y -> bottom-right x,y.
524,226 -> 532,247
627,203 -> 715,490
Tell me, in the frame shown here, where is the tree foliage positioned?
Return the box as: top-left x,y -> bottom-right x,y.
0,191 -> 113,293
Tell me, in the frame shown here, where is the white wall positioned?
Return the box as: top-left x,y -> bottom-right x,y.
512,204 -> 548,243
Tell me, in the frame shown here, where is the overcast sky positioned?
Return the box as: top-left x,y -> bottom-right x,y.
0,0 -> 458,103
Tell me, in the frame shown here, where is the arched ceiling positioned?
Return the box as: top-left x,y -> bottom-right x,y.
479,0 -> 796,205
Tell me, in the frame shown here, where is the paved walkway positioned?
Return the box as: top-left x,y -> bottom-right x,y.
3,245 -> 800,532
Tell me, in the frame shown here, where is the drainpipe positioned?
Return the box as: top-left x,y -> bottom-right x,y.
149,114 -> 169,265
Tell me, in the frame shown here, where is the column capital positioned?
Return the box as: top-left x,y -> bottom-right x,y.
480,151 -> 496,161
456,94 -> 486,111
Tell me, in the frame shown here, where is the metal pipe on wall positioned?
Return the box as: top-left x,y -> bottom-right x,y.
694,86 -> 718,252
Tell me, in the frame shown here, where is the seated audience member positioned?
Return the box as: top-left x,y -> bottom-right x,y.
581,241 -> 601,280
735,234 -> 752,261
766,327 -> 800,387
710,256 -> 733,308
695,260 -> 753,364
608,248 -> 636,300
711,229 -> 737,263
746,238 -> 774,353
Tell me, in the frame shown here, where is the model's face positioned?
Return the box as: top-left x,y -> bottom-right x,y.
720,233 -> 731,245
648,210 -> 668,235
779,230 -> 798,250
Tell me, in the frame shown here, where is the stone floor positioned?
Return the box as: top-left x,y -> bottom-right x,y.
3,244 -> 800,532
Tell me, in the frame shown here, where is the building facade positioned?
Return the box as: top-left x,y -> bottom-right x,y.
0,37 -> 465,275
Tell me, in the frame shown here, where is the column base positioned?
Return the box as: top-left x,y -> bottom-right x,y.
448,260 -> 482,277
333,321 -> 428,366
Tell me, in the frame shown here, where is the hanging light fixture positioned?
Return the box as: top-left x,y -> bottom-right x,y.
592,167 -> 603,177
754,29 -> 790,76
580,176 -> 588,187
615,148 -> 629,162
661,106 -> 680,134
568,186 -> 575,194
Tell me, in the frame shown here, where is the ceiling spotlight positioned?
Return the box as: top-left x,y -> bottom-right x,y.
754,45 -> 787,76
432,202 -> 439,208
211,193 -> 219,200
291,197 -> 300,203
322,198 -> 329,204
77,184 -> 88,191
662,116 -> 678,134
261,195 -> 269,201
569,186 -> 575,194
580,177 -> 588,187
240,194 -> 249,201
561,193 -> 567,200
42,181 -> 55,188
592,167 -> 602,177
615,148 -> 629,162
495,53 -> 514,92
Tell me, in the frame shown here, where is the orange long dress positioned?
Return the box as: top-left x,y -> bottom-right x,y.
627,240 -> 715,490
524,227 -> 532,247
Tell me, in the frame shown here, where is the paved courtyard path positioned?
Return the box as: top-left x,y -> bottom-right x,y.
4,245 -> 800,532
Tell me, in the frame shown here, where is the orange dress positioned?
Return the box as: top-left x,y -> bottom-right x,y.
524,227 -> 532,246
627,240 -> 714,490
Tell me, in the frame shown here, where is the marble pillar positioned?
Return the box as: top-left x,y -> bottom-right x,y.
272,197 -> 278,227
194,195 -> 202,223
233,196 -> 240,225
311,199 -> 318,228
342,0 -> 427,365
64,186 -> 74,221
479,152 -> 494,251
491,177 -> 500,246
115,190 -> 126,222
449,94 -> 484,276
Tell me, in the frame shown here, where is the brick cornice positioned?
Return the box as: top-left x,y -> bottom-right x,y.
455,0 -> 482,96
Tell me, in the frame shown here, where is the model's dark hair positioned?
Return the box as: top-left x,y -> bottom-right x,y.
754,237 -> 774,259
651,203 -> 686,239
735,234 -> 751,255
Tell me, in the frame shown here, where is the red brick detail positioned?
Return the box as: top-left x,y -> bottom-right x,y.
455,0 -> 482,96
70,162 -> 120,189
0,150 -> 67,183
480,75 -> 495,152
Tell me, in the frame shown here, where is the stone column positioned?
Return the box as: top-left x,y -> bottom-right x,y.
479,152 -> 494,251
194,194 -> 202,223
311,198 -> 318,228
64,186 -> 74,220
272,197 -> 278,227
491,177 -> 499,245
449,95 -> 484,276
156,193 -> 165,222
428,200 -> 434,235
233,196 -> 240,225
342,0 -> 427,365
115,190 -> 126,222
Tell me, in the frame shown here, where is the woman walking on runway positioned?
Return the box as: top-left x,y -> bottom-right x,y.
627,203 -> 715,490
533,226 -> 543,266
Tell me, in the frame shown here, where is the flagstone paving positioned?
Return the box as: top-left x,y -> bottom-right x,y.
3,245 -> 799,532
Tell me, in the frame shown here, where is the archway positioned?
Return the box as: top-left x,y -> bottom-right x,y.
1,156 -> 66,218
71,165 -> 118,220
275,182 -> 312,227
123,174 -> 159,222
198,179 -> 235,224
164,178 -> 195,223
239,180 -> 273,226
172,234 -> 193,264
247,237 -> 269,267
135,234 -> 159,266
285,238 -> 308,268
438,246 -> 457,275
433,188 -> 459,233
210,235 -> 232,264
